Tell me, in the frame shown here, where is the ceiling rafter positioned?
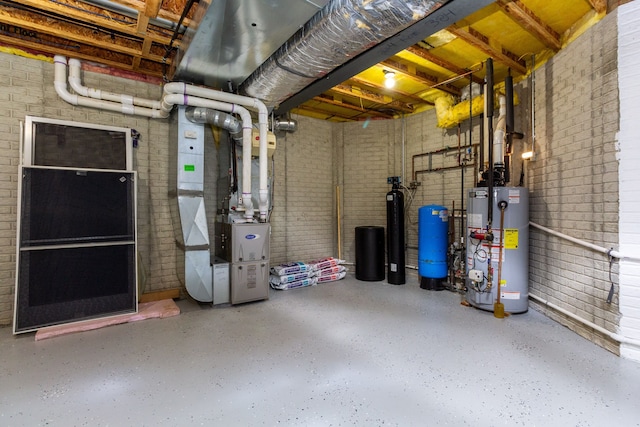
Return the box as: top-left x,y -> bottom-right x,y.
309,97 -> 394,119
447,23 -> 527,75
331,84 -> 415,114
586,0 -> 607,14
404,45 -> 485,85
348,76 -> 433,106
496,0 -> 562,51
381,59 -> 461,96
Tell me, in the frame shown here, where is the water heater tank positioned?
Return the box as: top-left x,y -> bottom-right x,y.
418,205 -> 448,290
465,187 -> 529,313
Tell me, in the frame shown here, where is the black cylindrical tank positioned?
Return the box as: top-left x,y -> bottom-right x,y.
355,226 -> 385,281
386,184 -> 405,284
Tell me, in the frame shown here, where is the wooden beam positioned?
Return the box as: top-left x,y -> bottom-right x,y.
587,0 -> 607,14
404,45 -> 484,85
291,105 -> 357,122
14,0 -> 174,46
144,0 -> 164,18
348,76 -> 434,106
496,0 -> 562,51
332,84 -> 415,113
312,96 -> 394,119
448,24 -> 527,75
380,59 -> 461,96
136,11 -> 150,35
139,288 -> 181,303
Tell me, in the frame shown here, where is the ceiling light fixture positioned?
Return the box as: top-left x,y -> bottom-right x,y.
384,70 -> 396,88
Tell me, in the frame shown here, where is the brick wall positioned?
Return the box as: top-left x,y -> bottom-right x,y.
0,53 -> 177,325
617,1 -> 640,361
269,115 -> 336,265
526,11 -> 621,354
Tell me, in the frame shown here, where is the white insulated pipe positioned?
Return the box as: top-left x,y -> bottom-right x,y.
163,82 -> 270,222
68,59 -> 162,110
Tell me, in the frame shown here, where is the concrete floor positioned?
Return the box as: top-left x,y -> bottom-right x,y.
1,273 -> 640,426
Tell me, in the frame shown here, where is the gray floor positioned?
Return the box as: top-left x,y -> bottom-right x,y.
1,273 -> 640,426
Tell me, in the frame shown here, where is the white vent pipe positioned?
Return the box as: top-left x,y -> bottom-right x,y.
54,56 -> 168,118
68,59 -> 162,110
162,83 -> 269,221
54,55 -> 270,221
162,94 -> 254,218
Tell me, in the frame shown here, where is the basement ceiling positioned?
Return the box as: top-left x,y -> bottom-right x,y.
0,0 -> 612,122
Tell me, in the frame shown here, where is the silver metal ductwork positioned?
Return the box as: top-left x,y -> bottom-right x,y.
171,0 -> 497,113
239,0 -> 448,107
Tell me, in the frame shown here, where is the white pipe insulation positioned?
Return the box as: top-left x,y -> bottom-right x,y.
53,55 -> 271,221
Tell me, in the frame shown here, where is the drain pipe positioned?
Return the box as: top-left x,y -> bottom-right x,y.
163,83 -> 270,222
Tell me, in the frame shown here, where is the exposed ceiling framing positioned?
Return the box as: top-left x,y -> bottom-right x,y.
0,0 -> 623,122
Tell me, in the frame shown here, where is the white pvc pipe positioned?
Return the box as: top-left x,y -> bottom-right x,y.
529,293 -> 640,347
493,95 -> 506,167
164,82 -> 270,221
162,95 -> 254,219
54,56 -> 167,118
529,221 -> 640,262
68,59 -> 162,110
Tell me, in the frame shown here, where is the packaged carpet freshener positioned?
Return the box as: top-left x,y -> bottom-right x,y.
308,257 -> 345,271
316,271 -> 347,283
269,271 -> 314,285
315,265 -> 347,277
270,277 -> 317,290
270,261 -> 312,276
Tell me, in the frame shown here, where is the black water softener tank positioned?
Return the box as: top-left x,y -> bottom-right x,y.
386,178 -> 405,284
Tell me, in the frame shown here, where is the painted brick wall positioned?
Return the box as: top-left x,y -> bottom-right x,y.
617,1 -> 640,361
0,53 -> 177,325
526,11 -> 621,354
269,115 -> 336,265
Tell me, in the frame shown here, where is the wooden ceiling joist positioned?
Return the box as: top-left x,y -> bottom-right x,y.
405,45 -> 484,85
381,59 -> 461,96
313,96 -> 394,119
497,0 -> 562,51
332,84 -> 414,114
448,24 -> 527,75
587,0 -> 607,14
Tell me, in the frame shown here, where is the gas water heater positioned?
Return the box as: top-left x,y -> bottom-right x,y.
465,187 -> 529,313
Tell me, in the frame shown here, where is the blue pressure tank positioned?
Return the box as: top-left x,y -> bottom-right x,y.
418,205 -> 449,290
